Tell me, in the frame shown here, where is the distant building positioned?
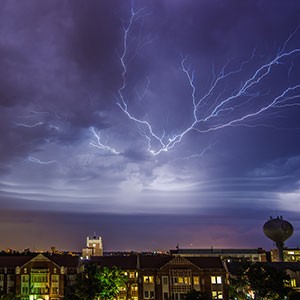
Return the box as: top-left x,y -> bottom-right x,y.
82,234 -> 103,258
169,248 -> 267,262
271,248 -> 300,262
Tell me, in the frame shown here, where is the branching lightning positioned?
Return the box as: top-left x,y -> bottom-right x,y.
116,5 -> 300,156
89,127 -> 120,155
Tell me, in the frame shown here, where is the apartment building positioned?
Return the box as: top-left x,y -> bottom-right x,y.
0,253 -> 79,300
91,255 -> 228,300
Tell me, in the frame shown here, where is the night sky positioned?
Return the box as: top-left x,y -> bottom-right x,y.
1,0 -> 300,252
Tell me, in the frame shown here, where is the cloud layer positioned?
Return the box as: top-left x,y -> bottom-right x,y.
0,0 -> 300,251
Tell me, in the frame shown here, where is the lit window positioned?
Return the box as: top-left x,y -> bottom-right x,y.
212,291 -> 223,299
21,275 -> 29,283
129,272 -> 135,278
290,279 -> 297,287
143,276 -> 154,283
21,287 -> 29,294
51,275 -> 59,283
211,276 -> 222,284
193,277 -> 199,285
184,277 -> 190,284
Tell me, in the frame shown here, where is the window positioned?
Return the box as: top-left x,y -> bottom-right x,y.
22,275 -> 29,283
32,275 -> 47,283
21,286 -> 29,294
211,276 -> 222,284
212,291 -> 223,299
143,276 -> 154,283
131,284 -> 138,291
52,287 -> 59,294
290,279 -> 297,287
51,275 -> 59,283
0,275 -> 4,282
144,290 -> 154,299
193,276 -> 199,285
162,276 -> 168,285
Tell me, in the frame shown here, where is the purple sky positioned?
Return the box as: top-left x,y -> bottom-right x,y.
1,0 -> 300,252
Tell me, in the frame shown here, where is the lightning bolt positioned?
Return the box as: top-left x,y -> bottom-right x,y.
27,157 -> 57,164
15,122 -> 44,128
116,5 -> 300,156
89,127 -> 120,155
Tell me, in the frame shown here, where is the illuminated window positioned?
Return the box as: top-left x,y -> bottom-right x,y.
129,272 -> 135,278
131,284 -> 138,291
290,279 -> 296,287
212,291 -> 223,299
51,275 -> 59,283
21,275 -> 29,283
184,277 -> 190,284
193,277 -> 199,285
211,276 -> 222,284
52,287 -> 59,294
32,275 -> 47,283
21,286 -> 29,294
143,276 -> 154,283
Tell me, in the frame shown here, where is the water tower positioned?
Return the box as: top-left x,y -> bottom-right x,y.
263,216 -> 293,262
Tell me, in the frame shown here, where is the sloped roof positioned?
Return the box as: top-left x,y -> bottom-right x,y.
186,257 -> 224,269
90,255 -> 225,270
91,256 -> 138,269
46,255 -> 80,268
0,254 -> 80,269
140,256 -> 172,269
0,256 -> 33,268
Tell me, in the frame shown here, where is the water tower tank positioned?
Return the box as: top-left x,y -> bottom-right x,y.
263,216 -> 293,261
263,216 -> 293,242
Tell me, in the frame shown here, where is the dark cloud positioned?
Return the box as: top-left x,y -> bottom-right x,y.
0,0 -> 300,251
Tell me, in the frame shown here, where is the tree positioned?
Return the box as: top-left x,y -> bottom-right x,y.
229,262 -> 291,300
185,289 -> 212,300
97,266 -> 127,300
288,291 -> 300,300
63,263 -> 127,300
